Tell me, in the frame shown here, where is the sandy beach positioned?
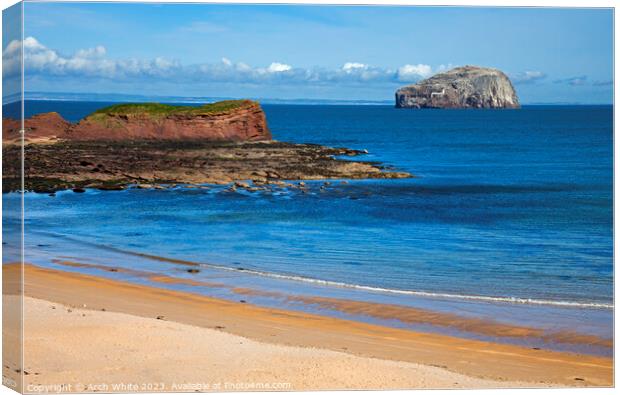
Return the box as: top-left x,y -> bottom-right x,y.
1,263 -> 613,392
1,2 -> 615,393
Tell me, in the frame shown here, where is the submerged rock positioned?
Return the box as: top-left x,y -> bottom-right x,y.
395,66 -> 520,109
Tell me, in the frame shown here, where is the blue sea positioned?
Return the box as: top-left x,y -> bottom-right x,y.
2,101 -> 614,355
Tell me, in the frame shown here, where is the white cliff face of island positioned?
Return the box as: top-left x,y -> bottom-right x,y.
395,66 -> 520,109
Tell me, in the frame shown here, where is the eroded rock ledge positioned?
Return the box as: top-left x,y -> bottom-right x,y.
2,140 -> 411,193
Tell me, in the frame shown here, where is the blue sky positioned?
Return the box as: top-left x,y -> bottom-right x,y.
3,2 -> 614,103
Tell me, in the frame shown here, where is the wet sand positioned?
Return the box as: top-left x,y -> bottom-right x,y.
51,258 -> 614,350
2,263 -> 614,391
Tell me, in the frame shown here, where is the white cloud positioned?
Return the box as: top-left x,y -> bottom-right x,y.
342,62 -> 368,72
75,45 -> 106,59
3,36 -> 181,79
266,62 -> 292,73
5,36 -> 560,92
3,37 -> 435,86
511,70 -> 546,84
397,64 -> 433,82
553,75 -> 588,86
2,39 -> 24,77
236,62 -> 252,72
436,63 -> 455,73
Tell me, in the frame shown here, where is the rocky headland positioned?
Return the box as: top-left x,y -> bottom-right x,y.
2,100 -> 411,193
3,100 -> 271,142
395,66 -> 520,109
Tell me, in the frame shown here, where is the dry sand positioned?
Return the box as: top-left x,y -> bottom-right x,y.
7,296 -> 532,392
2,263 -> 613,392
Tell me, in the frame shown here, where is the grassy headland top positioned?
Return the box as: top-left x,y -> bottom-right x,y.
88,99 -> 256,118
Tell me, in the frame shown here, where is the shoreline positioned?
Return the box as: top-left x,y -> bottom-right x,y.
47,257 -> 614,355
3,263 -> 613,390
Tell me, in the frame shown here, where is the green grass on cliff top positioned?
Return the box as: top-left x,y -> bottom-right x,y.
89,99 -> 255,118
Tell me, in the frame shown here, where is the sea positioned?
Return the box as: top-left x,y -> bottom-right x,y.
2,101 -> 614,356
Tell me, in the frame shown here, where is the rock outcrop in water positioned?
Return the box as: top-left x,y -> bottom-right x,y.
395,66 -> 520,109
2,140 -> 411,193
3,100 -> 271,141
2,100 -> 411,193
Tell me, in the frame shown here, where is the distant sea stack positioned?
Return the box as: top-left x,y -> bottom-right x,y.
395,66 -> 520,109
3,100 -> 272,141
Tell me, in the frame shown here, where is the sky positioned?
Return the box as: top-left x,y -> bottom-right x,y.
2,2 -> 615,103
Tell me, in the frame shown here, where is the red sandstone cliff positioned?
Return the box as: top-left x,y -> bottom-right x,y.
3,100 -> 271,142
3,112 -> 71,141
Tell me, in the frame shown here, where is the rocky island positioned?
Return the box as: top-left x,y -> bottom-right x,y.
2,100 -> 410,193
395,66 -> 520,109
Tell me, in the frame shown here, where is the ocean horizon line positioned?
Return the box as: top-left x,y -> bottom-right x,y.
1,92 -> 614,107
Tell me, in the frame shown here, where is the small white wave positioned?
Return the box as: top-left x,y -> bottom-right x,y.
198,263 -> 614,310
33,231 -> 614,311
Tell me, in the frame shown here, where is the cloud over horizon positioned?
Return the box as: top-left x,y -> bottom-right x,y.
510,70 -> 547,85
3,36 -> 182,79
551,75 -> 613,88
554,75 -> 589,86
3,37 -> 450,88
3,37 -> 611,104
